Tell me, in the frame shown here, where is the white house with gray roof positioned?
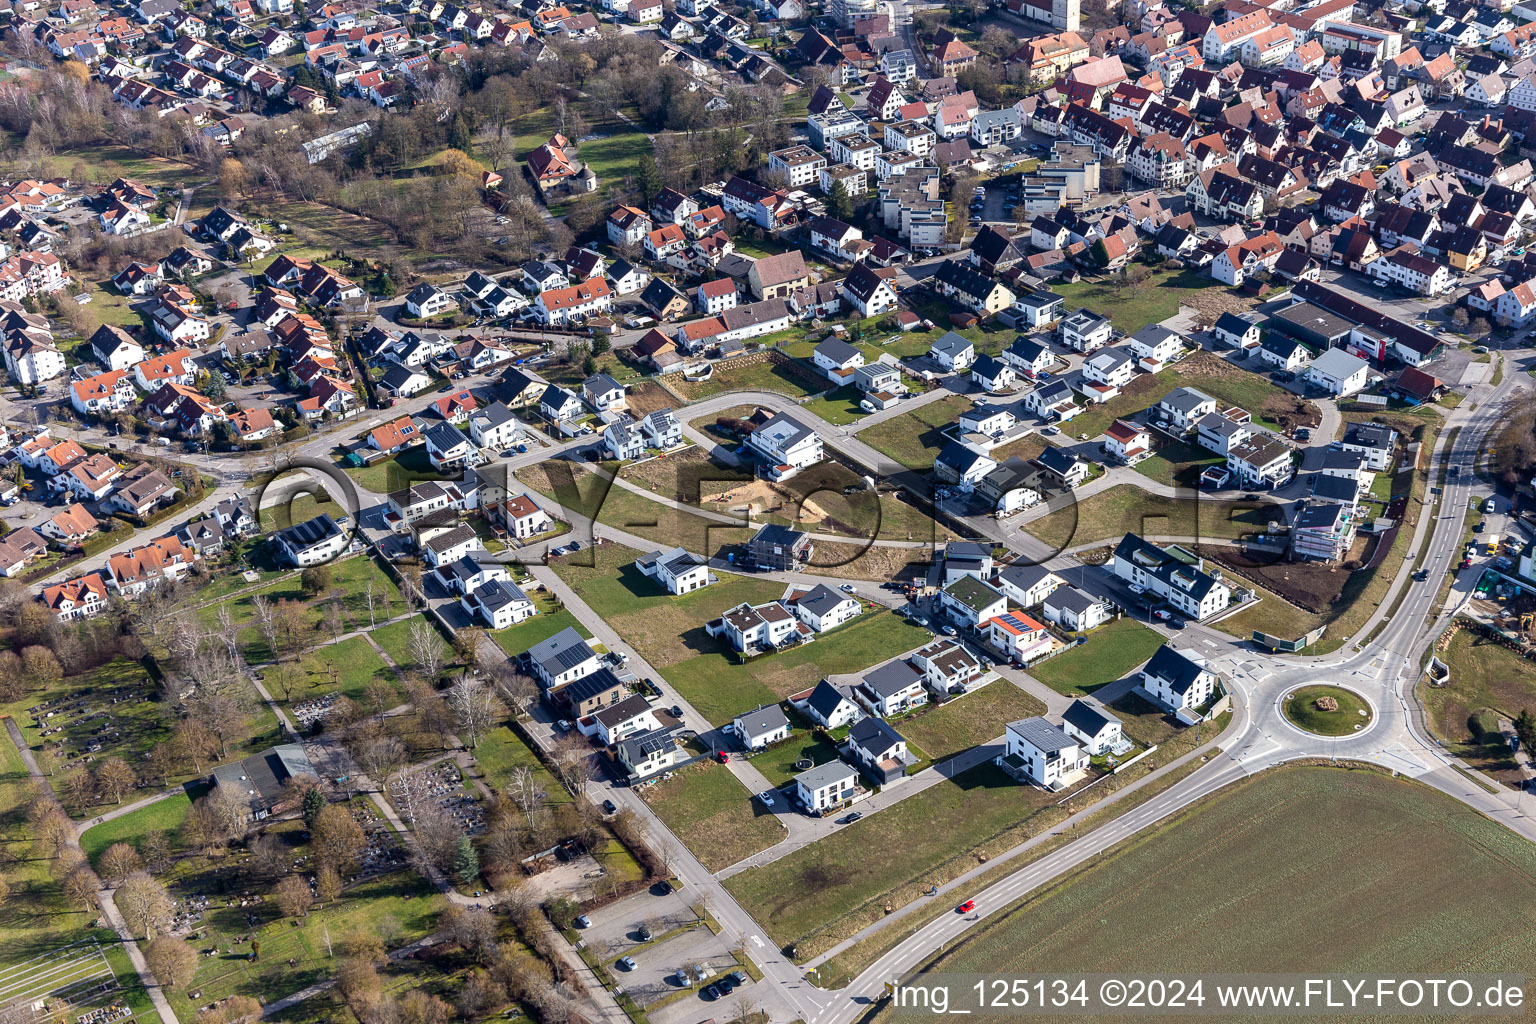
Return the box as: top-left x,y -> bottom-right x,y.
747,413 -> 823,481
732,704 -> 791,749
857,658 -> 929,716
594,694 -> 661,746
1042,585 -> 1110,631
1060,698 -> 1125,755
846,718 -> 917,785
928,331 -> 975,372
636,546 -> 715,595
1112,534 -> 1230,621
469,401 -> 525,450
798,679 -> 863,729
794,759 -> 861,813
463,578 -> 536,630
640,408 -> 682,448
938,575 -> 1008,627
994,563 -> 1063,607
1139,644 -> 1219,713
1158,387 -> 1218,432
525,626 -> 601,692
790,584 -> 861,632
998,716 -> 1088,789
617,726 -> 686,778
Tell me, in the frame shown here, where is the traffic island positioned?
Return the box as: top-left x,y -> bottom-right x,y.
1282,684 -> 1374,736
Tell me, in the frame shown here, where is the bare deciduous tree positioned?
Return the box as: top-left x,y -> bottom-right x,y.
406,618 -> 447,679
446,677 -> 504,748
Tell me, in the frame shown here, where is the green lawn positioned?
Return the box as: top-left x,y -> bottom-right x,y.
284,634 -> 399,705
668,355 -> 829,402
342,445 -> 440,495
1282,684 -> 1373,736
663,611 -> 929,727
81,789 -> 196,862
1028,618 -> 1165,695
194,554 -> 405,664
642,763 -> 785,872
1133,440 -> 1224,488
1420,628 -> 1536,768
800,385 -> 872,426
369,614 -> 457,680
871,768 -> 1536,1002
472,721 -> 571,805
1051,266 -> 1228,335
489,590 -> 593,657
859,396 -> 974,470
749,725 -> 846,789
1026,485 -> 1283,549
576,131 -> 654,184
163,872 -> 447,1023
895,682 -> 1047,760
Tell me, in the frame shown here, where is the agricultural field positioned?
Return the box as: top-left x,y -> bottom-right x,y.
877,767 -> 1536,1006
641,763 -> 786,872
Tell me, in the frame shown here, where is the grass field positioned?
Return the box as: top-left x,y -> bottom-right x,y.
723,761 -> 1082,956
667,354 -> 829,402
1066,352 -> 1320,439
895,682 -> 1046,760
800,386 -> 872,426
489,590 -> 593,658
343,445 -> 442,494
1025,486 -> 1283,549
663,611 -> 929,726
81,789 -> 196,863
1282,684 -> 1373,736
1028,618 -> 1164,695
642,763 -> 785,872
878,767 -> 1536,1006
194,553 -> 405,663
859,396 -> 974,470
284,634 -> 399,705
1133,440 -> 1225,488
1051,267 -> 1227,335
1421,628 -> 1536,768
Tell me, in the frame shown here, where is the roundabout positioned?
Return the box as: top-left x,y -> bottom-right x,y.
1280,684 -> 1376,738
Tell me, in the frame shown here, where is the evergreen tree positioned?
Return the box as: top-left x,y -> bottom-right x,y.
454,834 -> 479,887
827,179 -> 853,220
1516,708 -> 1536,757
302,788 -> 326,830
636,153 -> 662,205
448,113 -> 474,157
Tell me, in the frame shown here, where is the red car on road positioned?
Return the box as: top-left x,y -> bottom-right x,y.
956,900 -> 976,914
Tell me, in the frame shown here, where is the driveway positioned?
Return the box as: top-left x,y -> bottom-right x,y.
577,885 -> 701,963
617,926 -> 736,1008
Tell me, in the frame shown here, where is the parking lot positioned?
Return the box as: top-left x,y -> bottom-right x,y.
575,884 -> 758,1018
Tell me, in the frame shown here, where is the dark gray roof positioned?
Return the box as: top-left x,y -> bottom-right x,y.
1007,716 -> 1076,752
997,563 -> 1057,593
1341,421 -> 1395,450
861,658 -> 925,697
618,725 -> 678,766
815,337 -> 862,364
525,626 -> 596,675
848,716 -> 905,755
796,583 -> 850,618
472,578 -> 529,613
274,514 -> 340,551
1143,644 -> 1208,695
1061,698 -> 1120,737
735,703 -> 790,736
594,693 -> 652,729
1047,585 -> 1100,614
210,743 -> 316,810
806,678 -> 855,719
561,667 -> 626,704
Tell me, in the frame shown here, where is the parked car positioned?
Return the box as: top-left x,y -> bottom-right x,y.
1153,609 -> 1171,621
837,811 -> 862,824
618,957 -> 637,972
602,799 -> 617,814
573,914 -> 590,929
636,924 -> 652,941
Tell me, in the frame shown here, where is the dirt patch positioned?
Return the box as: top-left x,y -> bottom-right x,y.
625,382 -> 677,418
810,541 -> 933,581
619,446 -> 733,501
1196,545 -> 1350,614
1181,285 -> 1263,329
